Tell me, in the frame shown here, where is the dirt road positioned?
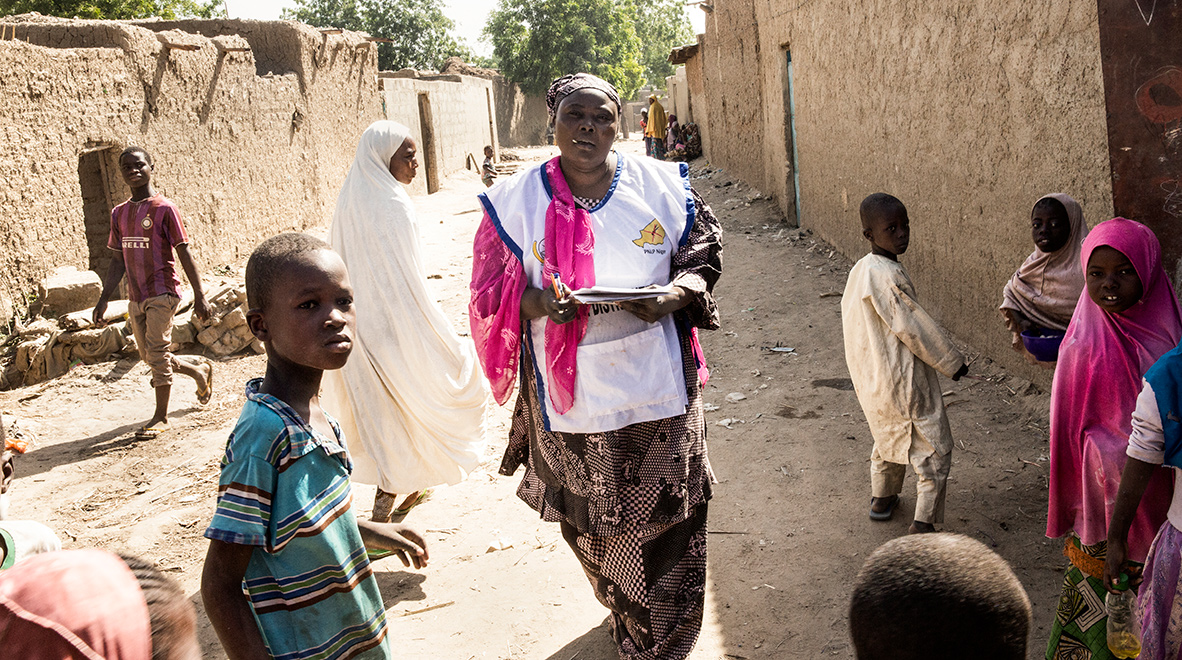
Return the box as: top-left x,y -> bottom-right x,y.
1,137 -> 1062,659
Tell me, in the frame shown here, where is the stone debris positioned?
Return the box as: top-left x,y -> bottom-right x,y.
1,274 -> 254,389
37,266 -> 101,317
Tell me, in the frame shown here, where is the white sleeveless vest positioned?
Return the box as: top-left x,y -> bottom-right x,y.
478,153 -> 696,433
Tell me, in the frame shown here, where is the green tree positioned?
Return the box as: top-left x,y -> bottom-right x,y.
634,0 -> 692,88
0,0 -> 220,19
284,0 -> 470,71
483,0 -> 645,100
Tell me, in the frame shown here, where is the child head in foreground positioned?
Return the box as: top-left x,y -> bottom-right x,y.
849,533 -> 1031,660
245,232 -> 354,377
860,193 -> 910,261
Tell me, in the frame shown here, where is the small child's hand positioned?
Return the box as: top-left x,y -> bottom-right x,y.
358,520 -> 429,569
951,364 -> 968,381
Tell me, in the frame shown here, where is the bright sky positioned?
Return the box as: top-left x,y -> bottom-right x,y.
223,0 -> 705,58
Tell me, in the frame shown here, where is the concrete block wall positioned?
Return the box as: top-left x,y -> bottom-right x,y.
0,15 -> 383,326
692,0 -> 1114,383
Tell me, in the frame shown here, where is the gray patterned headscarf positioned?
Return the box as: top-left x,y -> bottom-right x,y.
546,73 -> 622,119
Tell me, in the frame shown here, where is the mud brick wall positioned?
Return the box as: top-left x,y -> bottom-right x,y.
0,15 -> 383,326
693,1 -> 1114,382
379,73 -> 498,196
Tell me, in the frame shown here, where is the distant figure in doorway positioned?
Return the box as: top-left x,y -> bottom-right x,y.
849,533 -> 1032,660
645,94 -> 667,160
482,145 -> 498,187
321,121 -> 488,524
842,193 -> 968,534
999,193 -> 1089,365
93,146 -> 214,440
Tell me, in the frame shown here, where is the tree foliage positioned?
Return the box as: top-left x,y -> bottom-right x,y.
634,0 -> 692,88
0,0 -> 220,19
283,0 -> 471,72
483,0 -> 645,100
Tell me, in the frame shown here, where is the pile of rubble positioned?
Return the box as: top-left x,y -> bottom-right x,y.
1,266 -> 262,389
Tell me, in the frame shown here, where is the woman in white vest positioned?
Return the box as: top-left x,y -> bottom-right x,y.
322,120 -> 489,523
469,74 -> 722,660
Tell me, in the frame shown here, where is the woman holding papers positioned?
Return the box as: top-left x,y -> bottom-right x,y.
469,73 -> 723,660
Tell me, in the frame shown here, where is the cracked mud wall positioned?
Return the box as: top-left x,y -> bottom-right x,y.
0,16 -> 382,326
696,1 -> 1114,382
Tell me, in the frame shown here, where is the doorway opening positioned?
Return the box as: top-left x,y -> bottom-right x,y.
417,92 -> 440,194
782,46 -> 802,227
78,147 -> 125,277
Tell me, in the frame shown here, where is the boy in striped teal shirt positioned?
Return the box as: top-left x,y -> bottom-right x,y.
201,233 -> 428,660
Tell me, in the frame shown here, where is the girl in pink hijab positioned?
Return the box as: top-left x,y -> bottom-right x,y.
1045,217 -> 1182,657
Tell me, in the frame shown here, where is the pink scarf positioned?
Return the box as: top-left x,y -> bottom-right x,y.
540,157 -> 595,414
1047,218 -> 1182,559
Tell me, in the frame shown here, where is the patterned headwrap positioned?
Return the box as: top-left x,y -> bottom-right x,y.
546,73 -> 621,119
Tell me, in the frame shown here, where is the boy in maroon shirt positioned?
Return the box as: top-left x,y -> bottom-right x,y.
94,147 -> 213,439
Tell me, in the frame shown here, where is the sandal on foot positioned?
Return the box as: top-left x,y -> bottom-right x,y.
196,361 -> 214,406
869,495 -> 899,521
135,423 -> 169,440
390,489 -> 432,523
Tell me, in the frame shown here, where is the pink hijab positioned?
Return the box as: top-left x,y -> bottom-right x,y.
999,193 -> 1089,331
1047,218 -> 1182,560
0,549 -> 152,660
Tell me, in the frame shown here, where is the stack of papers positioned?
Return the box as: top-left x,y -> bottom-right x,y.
568,284 -> 674,304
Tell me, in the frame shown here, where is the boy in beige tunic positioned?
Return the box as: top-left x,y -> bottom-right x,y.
842,193 -> 967,533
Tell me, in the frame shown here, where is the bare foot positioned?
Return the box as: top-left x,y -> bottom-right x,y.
909,521 -> 936,534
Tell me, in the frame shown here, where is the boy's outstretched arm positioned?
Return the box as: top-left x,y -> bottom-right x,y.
871,278 -> 965,379
357,519 -> 429,569
175,244 -> 211,322
202,539 -> 271,660
93,253 -> 126,327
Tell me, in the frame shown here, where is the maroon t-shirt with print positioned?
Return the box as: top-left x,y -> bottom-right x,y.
106,194 -> 189,303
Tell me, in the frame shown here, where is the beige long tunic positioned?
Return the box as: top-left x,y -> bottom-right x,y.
841,254 -> 965,463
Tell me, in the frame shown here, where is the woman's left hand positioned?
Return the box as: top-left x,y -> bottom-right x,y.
619,287 -> 690,323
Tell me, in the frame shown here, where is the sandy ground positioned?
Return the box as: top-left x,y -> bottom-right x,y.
1,136 -> 1064,659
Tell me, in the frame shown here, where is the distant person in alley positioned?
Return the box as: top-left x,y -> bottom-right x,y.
93,146 -> 213,440
842,193 -> 967,534
321,121 -> 488,525
645,93 -> 667,160
470,72 -> 722,660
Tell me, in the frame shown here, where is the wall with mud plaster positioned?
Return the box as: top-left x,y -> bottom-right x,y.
0,15 -> 383,326
379,73 -> 498,196
694,1 -> 1115,382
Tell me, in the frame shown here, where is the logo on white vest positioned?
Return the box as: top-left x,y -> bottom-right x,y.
532,240 -> 545,263
634,219 -> 667,254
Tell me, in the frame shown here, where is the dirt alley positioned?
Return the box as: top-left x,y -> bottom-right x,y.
1,137 -> 1063,659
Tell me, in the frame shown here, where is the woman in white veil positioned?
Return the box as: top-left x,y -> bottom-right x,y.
322,120 -> 488,521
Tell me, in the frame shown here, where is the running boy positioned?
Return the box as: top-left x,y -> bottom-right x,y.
841,193 -> 967,533
201,233 -> 428,660
481,145 -> 497,187
93,146 -> 213,439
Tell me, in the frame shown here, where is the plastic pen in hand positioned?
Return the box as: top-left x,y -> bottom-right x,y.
551,273 -> 568,300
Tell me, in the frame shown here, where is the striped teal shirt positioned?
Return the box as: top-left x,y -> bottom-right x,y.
205,379 -> 390,660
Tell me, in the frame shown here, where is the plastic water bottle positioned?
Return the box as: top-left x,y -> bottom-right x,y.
1107,572 -> 1142,659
